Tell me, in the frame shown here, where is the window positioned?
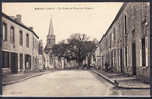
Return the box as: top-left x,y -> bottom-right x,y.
19,31 -> 23,46
35,40 -> 37,50
125,15 -> 127,34
33,37 -> 34,49
132,29 -> 135,41
26,34 -> 29,47
10,26 -> 15,44
35,40 -> 37,49
110,34 -> 112,48
2,23 -> 7,41
113,28 -> 116,41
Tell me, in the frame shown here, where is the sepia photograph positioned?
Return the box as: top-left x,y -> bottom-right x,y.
1,2 -> 150,97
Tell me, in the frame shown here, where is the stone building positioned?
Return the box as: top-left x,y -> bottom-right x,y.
1,13 -> 39,74
44,17 -> 56,69
97,2 -> 150,83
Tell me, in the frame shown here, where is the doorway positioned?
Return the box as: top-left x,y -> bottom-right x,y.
132,42 -> 136,75
20,54 -> 23,72
120,49 -> 124,73
11,52 -> 18,73
142,38 -> 146,66
25,54 -> 31,70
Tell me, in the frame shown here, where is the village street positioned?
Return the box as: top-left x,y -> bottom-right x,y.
2,2 -> 151,97
2,70 -> 150,97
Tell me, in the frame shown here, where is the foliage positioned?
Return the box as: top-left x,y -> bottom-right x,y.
52,33 -> 97,65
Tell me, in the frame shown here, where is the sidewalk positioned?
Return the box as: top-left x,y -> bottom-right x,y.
92,69 -> 150,89
2,69 -> 55,86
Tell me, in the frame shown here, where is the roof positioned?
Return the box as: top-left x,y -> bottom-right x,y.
99,2 -> 127,43
99,34 -> 105,44
2,12 -> 39,39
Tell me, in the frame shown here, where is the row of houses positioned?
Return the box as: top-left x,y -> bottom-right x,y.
1,12 -> 52,74
95,2 -> 150,83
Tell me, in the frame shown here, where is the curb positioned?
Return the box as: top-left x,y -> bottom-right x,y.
2,71 -> 53,86
91,70 -> 116,85
117,86 -> 150,89
91,70 -> 150,89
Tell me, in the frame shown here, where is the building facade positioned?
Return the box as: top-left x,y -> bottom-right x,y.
2,13 -> 39,74
97,2 -> 150,83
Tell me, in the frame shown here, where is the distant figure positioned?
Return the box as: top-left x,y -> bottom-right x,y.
105,62 -> 109,72
114,80 -> 119,87
26,62 -> 29,72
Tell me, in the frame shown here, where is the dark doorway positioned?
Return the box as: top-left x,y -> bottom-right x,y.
20,54 -> 23,72
142,38 -> 146,66
2,51 -> 9,68
125,47 -> 127,67
132,42 -> 136,75
25,54 -> 31,70
120,49 -> 124,73
111,51 -> 113,68
11,52 -> 18,73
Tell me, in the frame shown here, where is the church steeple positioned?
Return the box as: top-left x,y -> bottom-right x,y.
48,17 -> 54,36
45,16 -> 56,53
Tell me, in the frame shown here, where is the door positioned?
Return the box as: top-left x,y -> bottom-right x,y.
120,49 -> 123,73
25,55 -> 31,70
142,38 -> 146,66
20,54 -> 23,72
11,53 -> 18,73
132,42 -> 136,75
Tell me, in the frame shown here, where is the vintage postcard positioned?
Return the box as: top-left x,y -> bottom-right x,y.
1,2 -> 150,97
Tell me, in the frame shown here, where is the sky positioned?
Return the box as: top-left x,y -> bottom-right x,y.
2,2 -> 123,46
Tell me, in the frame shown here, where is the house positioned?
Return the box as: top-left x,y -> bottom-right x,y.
97,2 -> 150,83
1,13 -> 39,74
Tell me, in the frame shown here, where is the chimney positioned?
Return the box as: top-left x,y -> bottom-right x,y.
29,27 -> 33,30
10,16 -> 16,20
15,14 -> 22,23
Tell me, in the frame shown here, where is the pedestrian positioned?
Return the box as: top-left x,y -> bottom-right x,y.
26,62 -> 29,72
105,62 -> 109,72
114,80 -> 119,87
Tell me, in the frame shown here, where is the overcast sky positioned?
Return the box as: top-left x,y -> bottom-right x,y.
2,2 -> 123,45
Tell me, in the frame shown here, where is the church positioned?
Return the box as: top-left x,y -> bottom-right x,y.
44,17 -> 56,69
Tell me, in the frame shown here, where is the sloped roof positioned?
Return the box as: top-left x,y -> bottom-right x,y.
2,12 -> 39,39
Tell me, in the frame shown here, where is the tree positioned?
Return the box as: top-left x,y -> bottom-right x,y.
52,42 -> 68,58
52,33 -> 97,68
67,33 -> 96,67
